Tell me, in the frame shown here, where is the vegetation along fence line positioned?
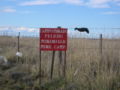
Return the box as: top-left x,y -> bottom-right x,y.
0,28 -> 120,90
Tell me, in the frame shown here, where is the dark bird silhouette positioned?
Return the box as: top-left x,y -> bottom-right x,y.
74,27 -> 89,34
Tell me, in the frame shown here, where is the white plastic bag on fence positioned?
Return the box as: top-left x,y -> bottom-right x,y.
0,56 -> 8,64
16,52 -> 23,57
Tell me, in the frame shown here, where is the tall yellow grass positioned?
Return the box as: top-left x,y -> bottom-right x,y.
0,36 -> 120,90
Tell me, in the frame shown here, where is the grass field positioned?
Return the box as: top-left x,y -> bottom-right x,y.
0,36 -> 120,90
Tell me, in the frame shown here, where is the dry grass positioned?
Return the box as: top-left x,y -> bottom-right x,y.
0,36 -> 120,90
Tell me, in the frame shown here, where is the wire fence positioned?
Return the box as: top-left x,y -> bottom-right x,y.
0,27 -> 120,38
0,28 -> 120,53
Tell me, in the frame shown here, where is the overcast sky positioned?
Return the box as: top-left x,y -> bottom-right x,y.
0,0 -> 120,32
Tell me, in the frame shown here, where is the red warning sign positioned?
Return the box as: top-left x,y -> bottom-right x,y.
40,28 -> 67,51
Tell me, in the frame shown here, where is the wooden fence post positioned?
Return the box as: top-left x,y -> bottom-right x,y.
39,50 -> 42,87
99,34 -> 103,70
100,34 -> 103,56
17,32 -> 20,62
64,51 -> 67,90
63,51 -> 67,78
50,51 -> 56,80
58,51 -> 63,77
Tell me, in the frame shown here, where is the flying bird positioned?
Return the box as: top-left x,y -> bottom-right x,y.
74,27 -> 89,34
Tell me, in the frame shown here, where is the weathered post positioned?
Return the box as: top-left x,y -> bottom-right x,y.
18,32 -> 20,52
39,50 -> 42,87
64,51 -> 67,90
58,51 -> 62,77
99,34 -> 103,71
100,34 -> 103,56
17,32 -> 20,62
63,51 -> 67,78
39,29 -> 42,88
50,51 -> 56,80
